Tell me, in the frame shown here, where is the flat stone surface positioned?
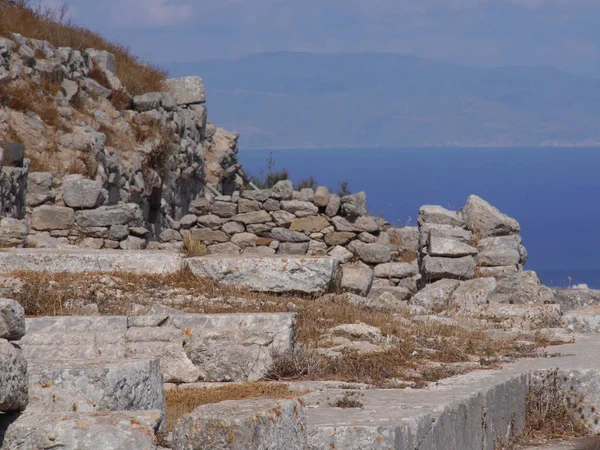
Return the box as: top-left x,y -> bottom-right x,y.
27,359 -> 165,423
31,205 -> 74,231
341,265 -> 374,296
171,398 -> 306,450
0,339 -> 27,412
187,256 -> 339,294
429,236 -> 478,257
563,305 -> 600,333
165,76 -> 206,105
305,335 -> 600,449
0,410 -> 163,449
0,249 -> 183,274
463,194 -> 520,238
74,203 -> 143,228
422,255 -> 477,280
418,205 -> 465,227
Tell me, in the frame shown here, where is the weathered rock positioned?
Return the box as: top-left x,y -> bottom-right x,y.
212,201 -> 237,218
187,256 -> 339,293
242,189 -> 272,202
381,227 -> 419,252
478,235 -> 522,251
165,76 -> 206,105
189,198 -> 212,215
75,204 -> 143,228
238,198 -> 261,214
330,323 -> 382,341
171,398 -> 306,450
0,218 -> 29,247
222,221 -> 245,234
0,339 -> 27,412
419,224 -> 473,248
26,172 -> 54,206
159,229 -> 182,243
325,194 -> 341,217
373,262 -> 418,279
300,188 -> 315,202
231,232 -> 259,248
108,224 -> 129,241
314,186 -> 331,207
422,255 -> 477,280
563,306 -> 600,333
451,277 -> 498,308
368,286 -> 412,303
207,242 -> 241,255
0,249 -> 183,274
190,228 -> 229,244
278,242 -> 309,255
331,216 -> 379,233
263,198 -> 281,211
308,240 -> 328,256
347,241 -> 391,264
179,214 -> 198,229
125,328 -> 201,384
271,210 -> 296,226
341,265 -> 374,296
429,236 -> 478,257
488,271 -> 553,305
553,289 -> 600,313
281,200 -> 319,217
243,247 -> 277,256
463,195 -> 520,238
477,265 -> 519,279
412,279 -> 463,310
341,192 -> 367,216
31,205 -> 74,231
324,231 -> 356,246
418,205 -> 465,227
0,410 -> 163,450
27,233 -> 69,249
61,176 -> 103,209
0,142 -> 24,167
290,216 -> 329,233
465,303 -> 561,329
27,359 -> 165,419
271,180 -> 294,200
477,248 -> 521,267
119,236 -> 146,250
0,299 -> 25,340
196,214 -> 226,228
232,211 -> 272,224
271,227 -> 310,243
129,226 -> 149,237
328,245 -> 354,264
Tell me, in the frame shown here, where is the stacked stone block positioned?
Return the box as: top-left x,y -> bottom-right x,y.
0,299 -> 28,413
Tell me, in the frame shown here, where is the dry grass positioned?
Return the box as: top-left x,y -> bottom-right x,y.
64,151 -> 98,178
110,89 -> 132,111
0,78 -> 63,129
0,1 -> 166,95
144,126 -> 175,175
164,383 -> 294,431
182,234 -> 208,258
329,391 -> 364,409
9,269 -> 530,388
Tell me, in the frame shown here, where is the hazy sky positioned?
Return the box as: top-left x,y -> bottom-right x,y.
47,0 -> 600,77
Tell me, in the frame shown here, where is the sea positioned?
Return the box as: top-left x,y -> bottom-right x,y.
238,147 -> 600,289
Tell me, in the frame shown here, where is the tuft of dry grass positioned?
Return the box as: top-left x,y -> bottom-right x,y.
182,234 -> 208,258
164,383 -> 294,431
64,151 -> 97,177
110,89 -> 132,111
0,1 -> 166,95
0,78 -> 63,128
329,391 -> 364,409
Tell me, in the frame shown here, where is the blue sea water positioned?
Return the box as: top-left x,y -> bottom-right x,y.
238,147 -> 600,289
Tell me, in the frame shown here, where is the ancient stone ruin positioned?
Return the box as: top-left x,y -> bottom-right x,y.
2,28 -> 600,450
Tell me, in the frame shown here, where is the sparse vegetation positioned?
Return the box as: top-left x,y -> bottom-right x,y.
337,180 -> 352,197
296,175 -> 318,191
0,0 -> 166,95
329,391 -> 364,409
182,233 -> 207,258
0,78 -> 63,129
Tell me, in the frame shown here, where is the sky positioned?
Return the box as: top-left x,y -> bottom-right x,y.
43,0 -> 600,77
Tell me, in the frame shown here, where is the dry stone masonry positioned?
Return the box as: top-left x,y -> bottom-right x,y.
0,299 -> 27,414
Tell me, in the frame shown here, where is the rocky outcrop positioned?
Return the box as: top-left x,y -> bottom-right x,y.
0,299 -> 28,413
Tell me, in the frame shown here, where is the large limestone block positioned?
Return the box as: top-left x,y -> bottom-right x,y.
331,216 -> 379,233
325,194 -> 341,217
325,231 -> 356,246
171,398 -> 306,450
271,180 -> 294,200
478,235 -> 522,251
278,242 -> 309,255
125,327 -> 201,383
0,339 -> 28,411
429,236 -> 478,257
31,205 -> 74,231
412,279 -> 462,310
422,255 -> 476,281
0,410 -> 163,450
281,200 -> 319,217
419,223 -> 473,248
563,306 -> 600,333
0,249 -> 183,274
341,265 -> 374,296
27,359 -> 165,420
18,316 -> 127,361
379,226 -> 419,252
463,303 -> 561,329
418,205 -> 465,227
271,227 -> 310,243
190,228 -> 229,244
373,262 -> 417,279
232,210 -> 272,224
75,204 -> 143,227
553,289 -> 600,313
26,172 -> 54,207
0,298 -> 25,340
477,248 -> 521,267
463,195 -> 520,238
347,241 -> 391,264
165,76 -> 206,105
61,176 -> 103,209
0,218 -> 29,248
290,216 -> 329,233
187,256 -> 339,294
451,277 -> 498,308
314,186 -> 331,207
488,271 -> 554,305
340,192 -> 367,216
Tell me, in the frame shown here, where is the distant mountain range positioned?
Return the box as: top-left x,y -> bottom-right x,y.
166,52 -> 600,149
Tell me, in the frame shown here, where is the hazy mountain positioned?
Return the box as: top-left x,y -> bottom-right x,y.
166,52 -> 600,149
